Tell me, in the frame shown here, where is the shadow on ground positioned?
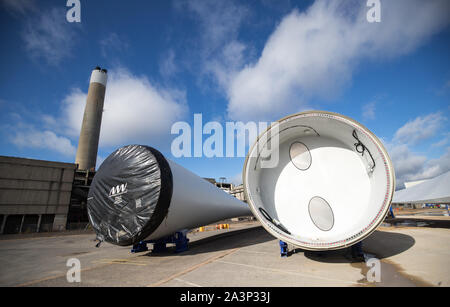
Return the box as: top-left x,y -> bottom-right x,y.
301,230 -> 415,264
384,217 -> 450,229
137,226 -> 416,262
140,226 -> 274,257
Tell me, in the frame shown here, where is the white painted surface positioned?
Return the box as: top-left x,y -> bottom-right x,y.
309,196 -> 334,231
393,171 -> 450,204
289,142 -> 312,170
404,179 -> 429,189
90,69 -> 107,86
147,159 -> 251,240
244,111 -> 395,250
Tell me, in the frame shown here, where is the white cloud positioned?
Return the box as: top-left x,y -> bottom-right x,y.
384,112 -> 450,189
426,148 -> 450,177
205,41 -> 248,90
60,68 -> 188,149
95,155 -> 105,170
386,143 -> 427,187
60,88 -> 87,137
393,112 -> 446,145
444,80 -> 450,91
1,0 -> 36,15
10,126 -> 76,157
388,144 -> 450,189
22,7 -> 79,65
362,101 -> 376,120
4,2 -> 81,65
8,68 -> 188,158
100,32 -> 129,59
226,0 -> 450,121
159,49 -> 178,79
229,172 -> 243,186
180,0 -> 250,91
432,132 -> 450,148
182,0 -> 248,53
436,79 -> 450,96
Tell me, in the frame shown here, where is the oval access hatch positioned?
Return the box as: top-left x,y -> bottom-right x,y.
290,142 -> 312,170
308,196 -> 334,231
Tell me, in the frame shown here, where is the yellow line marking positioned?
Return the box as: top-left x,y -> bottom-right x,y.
90,257 -> 149,266
93,258 -> 148,263
15,256 -> 149,286
92,259 -> 148,266
147,248 -> 240,287
14,263 -> 112,287
174,278 -> 202,287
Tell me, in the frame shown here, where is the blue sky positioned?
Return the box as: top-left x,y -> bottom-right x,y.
0,0 -> 449,189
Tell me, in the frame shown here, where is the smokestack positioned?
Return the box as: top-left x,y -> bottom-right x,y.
75,67 -> 108,171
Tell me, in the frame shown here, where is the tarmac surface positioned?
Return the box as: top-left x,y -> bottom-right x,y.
0,216 -> 449,287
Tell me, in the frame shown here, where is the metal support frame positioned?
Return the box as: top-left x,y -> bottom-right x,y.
388,206 -> 395,218
350,241 -> 364,259
279,240 -> 288,257
278,239 -> 364,260
131,231 -> 190,254
131,241 -> 149,253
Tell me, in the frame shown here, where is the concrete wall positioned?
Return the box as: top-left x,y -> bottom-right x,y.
0,156 -> 76,233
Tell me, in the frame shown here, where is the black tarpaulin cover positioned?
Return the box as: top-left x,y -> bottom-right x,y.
87,145 -> 173,246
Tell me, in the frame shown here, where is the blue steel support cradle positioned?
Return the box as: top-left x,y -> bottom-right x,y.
278,239 -> 364,259
351,241 -> 363,258
131,231 -> 189,254
173,231 -> 189,253
131,241 -> 149,253
279,240 -> 288,257
389,206 -> 395,218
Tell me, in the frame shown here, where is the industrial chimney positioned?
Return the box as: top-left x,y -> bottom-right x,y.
75,67 -> 108,171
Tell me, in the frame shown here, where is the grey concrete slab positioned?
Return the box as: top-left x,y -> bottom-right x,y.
0,220 -> 449,287
364,226 -> 450,286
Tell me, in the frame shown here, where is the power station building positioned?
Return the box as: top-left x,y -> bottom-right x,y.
0,156 -> 77,234
0,67 -> 107,235
0,66 -> 248,235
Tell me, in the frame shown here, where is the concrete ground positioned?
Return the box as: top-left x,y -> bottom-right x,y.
0,219 -> 449,287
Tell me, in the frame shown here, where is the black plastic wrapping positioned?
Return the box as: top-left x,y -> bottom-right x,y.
87,145 -> 173,246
